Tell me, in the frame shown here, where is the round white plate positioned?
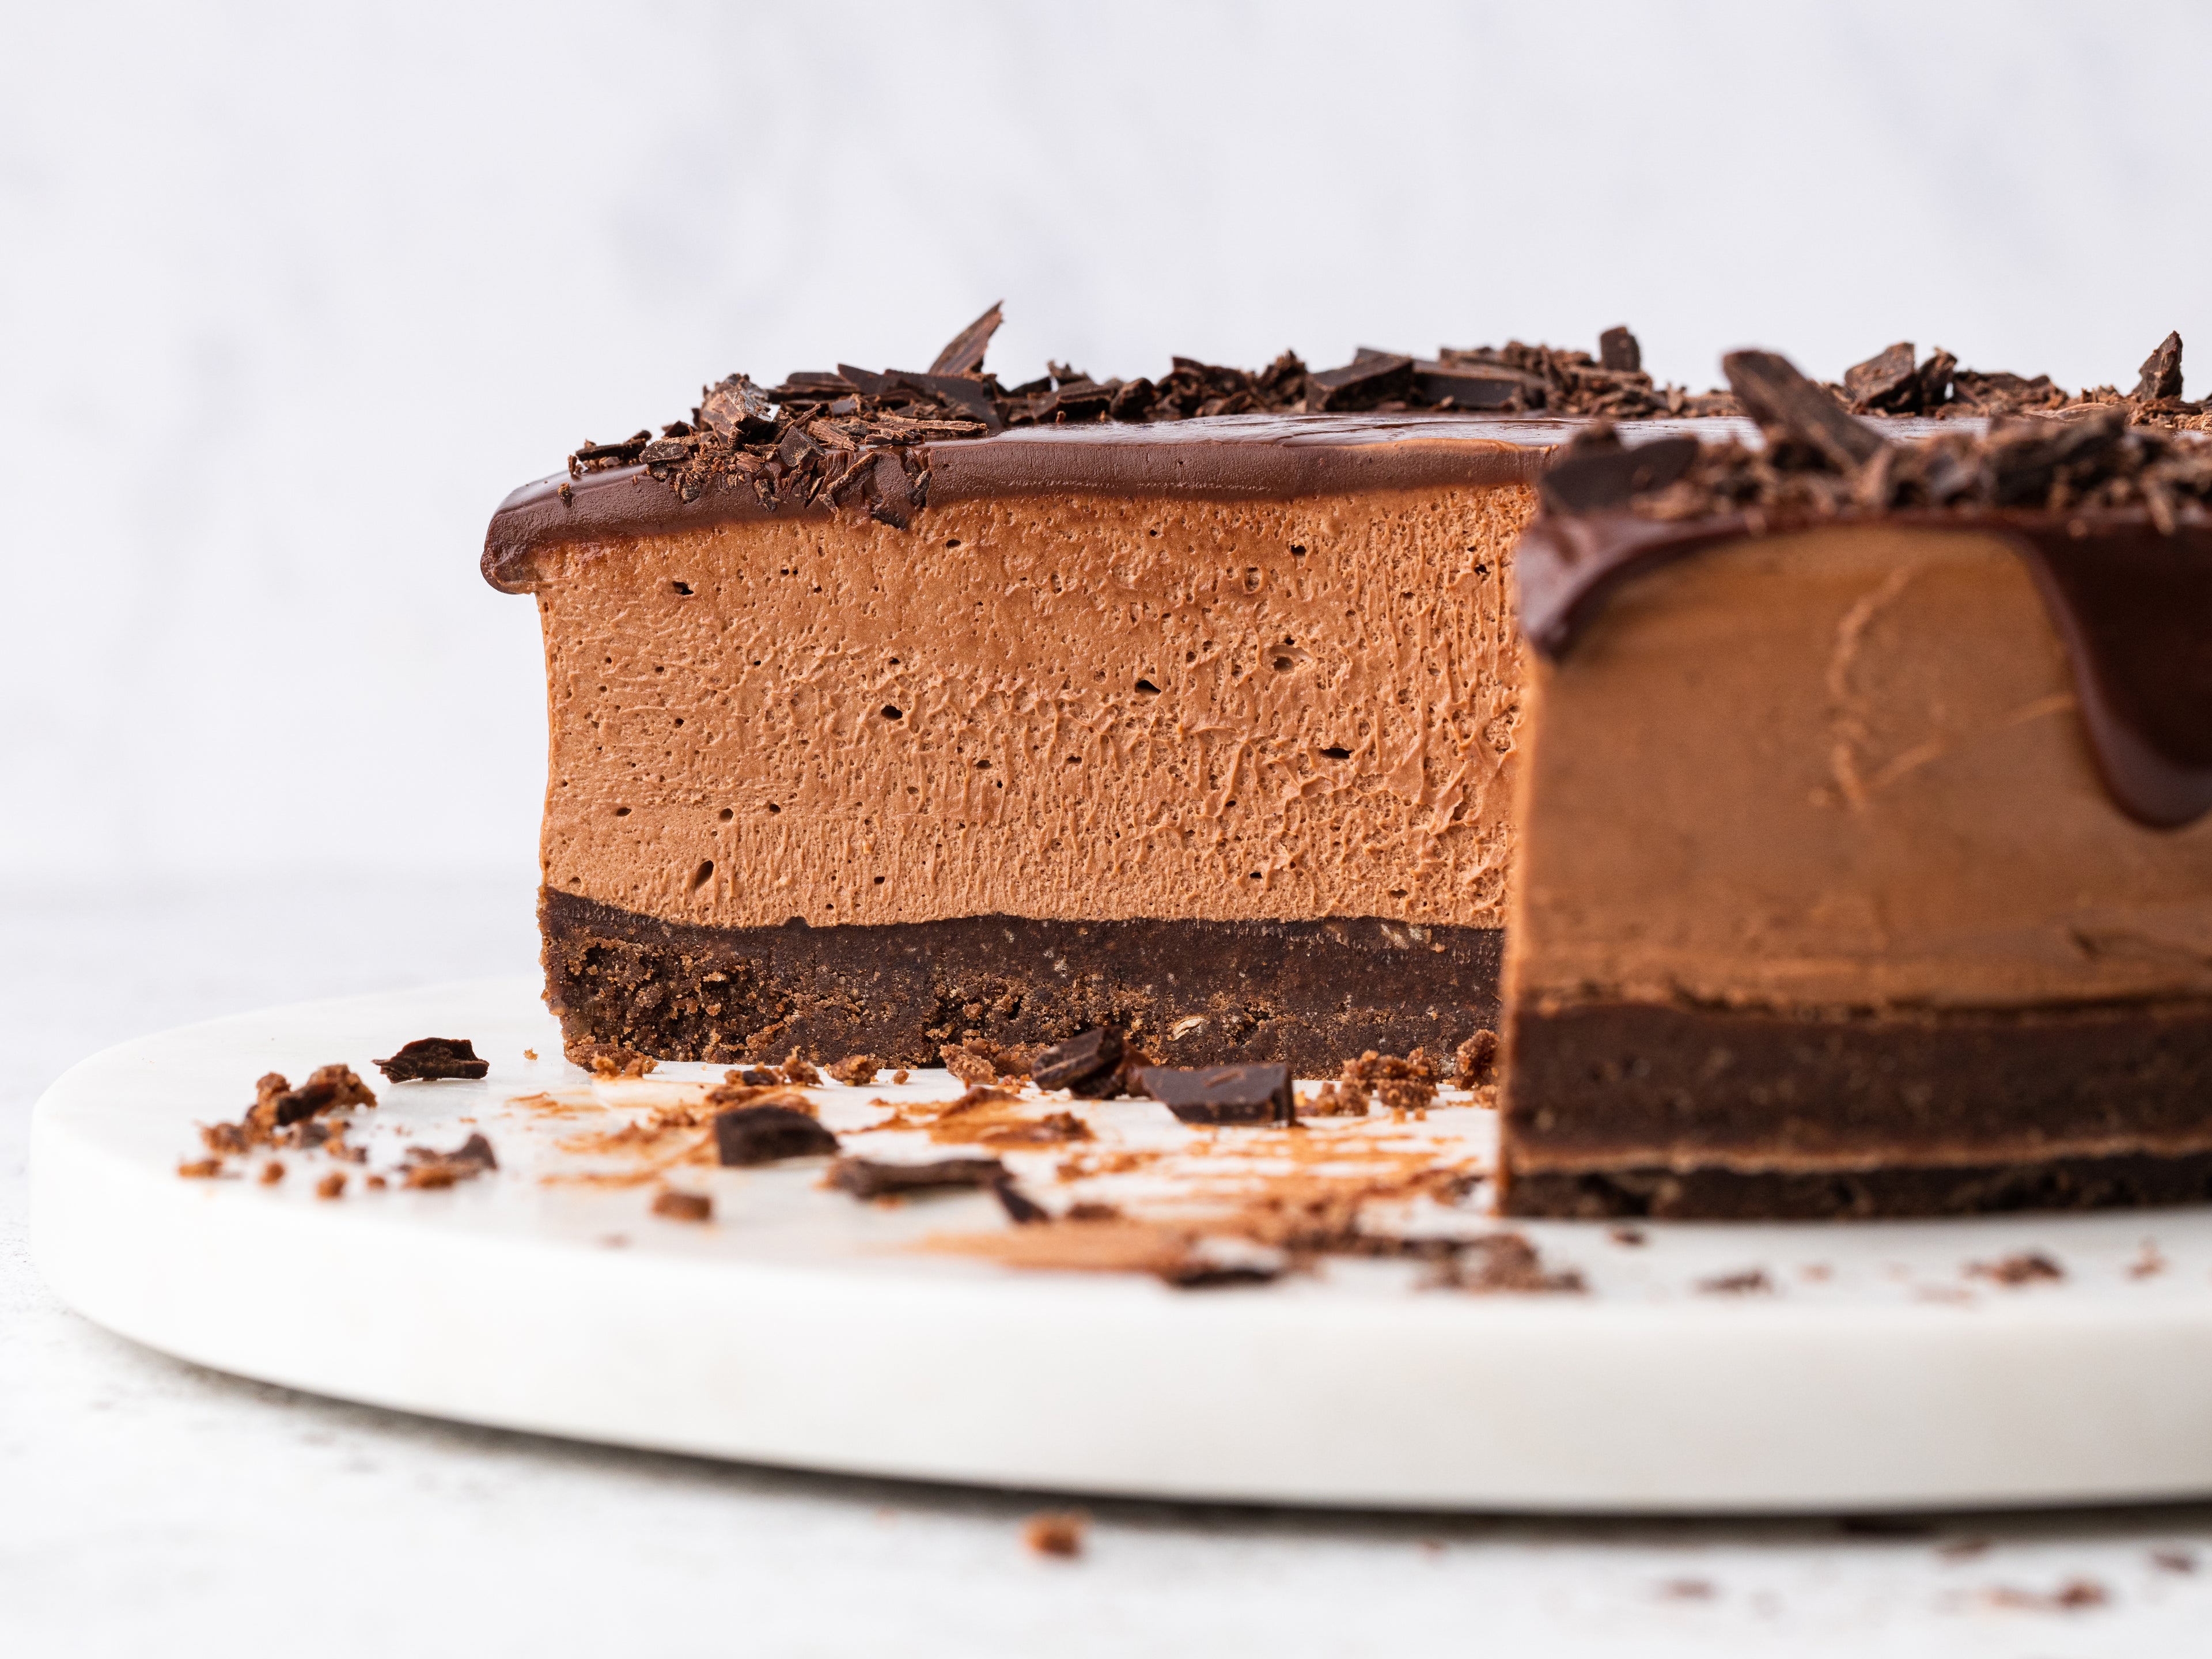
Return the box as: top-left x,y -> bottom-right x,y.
30,976 -> 2212,1514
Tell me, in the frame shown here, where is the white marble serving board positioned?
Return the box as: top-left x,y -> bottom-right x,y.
29,976 -> 2212,1513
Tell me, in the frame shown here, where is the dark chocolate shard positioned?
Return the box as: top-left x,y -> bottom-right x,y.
773,371 -> 855,401
1409,360 -> 1546,410
254,1065 -> 378,1130
1915,348 -> 1957,410
867,451 -> 915,528
397,1131 -> 497,1189
1950,368 -> 2065,415
1031,1028 -> 1124,1093
1538,433 -> 1699,515
699,374 -> 774,437
1723,349 -> 1889,469
1160,1256 -> 1285,1290
929,301 -> 1004,377
834,363 -> 896,397
828,1156 -> 1010,1199
993,1179 -> 1049,1225
714,1104 -> 840,1166
2135,331 -> 2184,402
1843,342 -> 1921,414
1599,326 -> 1642,374
887,370 -> 1005,432
1139,1063 -> 1294,1126
372,1037 -> 490,1084
1306,354 -> 1414,411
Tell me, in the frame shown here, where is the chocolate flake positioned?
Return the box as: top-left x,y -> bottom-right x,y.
1599,326 -> 1642,374
829,1156 -> 1010,1200
372,1037 -> 489,1083
2136,330 -> 2185,403
562,312 -> 1736,531
1538,430 -> 1699,516
714,1104 -> 840,1166
1723,349 -> 1890,469
400,1131 -> 498,1189
1138,1063 -> 1294,1126
1968,1250 -> 2065,1286
1697,1267 -> 1773,1295
1029,1028 -> 1124,1094
929,302 -> 1003,377
993,1180 -> 1050,1225
1842,341 -> 1921,414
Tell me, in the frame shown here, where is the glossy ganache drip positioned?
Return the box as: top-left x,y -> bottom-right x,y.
1518,345 -> 2212,829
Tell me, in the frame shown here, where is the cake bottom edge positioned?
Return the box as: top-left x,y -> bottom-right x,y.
1499,1147 -> 2212,1221
539,887 -> 1503,1072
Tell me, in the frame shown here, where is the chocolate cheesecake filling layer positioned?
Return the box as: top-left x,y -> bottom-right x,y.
1520,510 -> 2212,829
541,888 -> 1502,1072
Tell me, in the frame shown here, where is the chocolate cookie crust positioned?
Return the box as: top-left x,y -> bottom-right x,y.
1500,995 -> 2212,1218
540,888 -> 1501,1072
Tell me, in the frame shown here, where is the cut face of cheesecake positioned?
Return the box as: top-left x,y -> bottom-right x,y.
1499,395 -> 2212,1218
488,412 -> 1611,1070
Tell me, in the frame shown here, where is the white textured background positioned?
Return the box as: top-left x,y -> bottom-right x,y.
5,0 -> 2210,888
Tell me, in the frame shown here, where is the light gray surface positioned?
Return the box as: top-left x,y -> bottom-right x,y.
6,877 -> 2212,1656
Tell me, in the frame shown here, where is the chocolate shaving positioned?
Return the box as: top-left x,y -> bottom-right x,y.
1969,1251 -> 2065,1286
2137,330 -> 2185,403
401,1131 -> 498,1188
372,1037 -> 488,1083
1842,341 -> 1921,414
993,1180 -> 1050,1225
1599,326 -> 1642,374
1724,349 -> 1890,469
828,1156 -> 1010,1199
929,301 -> 1003,377
1539,429 -> 1700,514
1138,1063 -> 1294,1126
565,317 -> 1734,527
714,1104 -> 839,1166
1029,1028 -> 1124,1094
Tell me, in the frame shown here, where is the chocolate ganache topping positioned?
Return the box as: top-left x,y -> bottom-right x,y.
1519,344 -> 2212,828
482,306 -> 1741,588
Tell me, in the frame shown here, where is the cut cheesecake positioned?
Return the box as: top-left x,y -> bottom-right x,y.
481,319 -> 1710,1070
1499,354 -> 2212,1217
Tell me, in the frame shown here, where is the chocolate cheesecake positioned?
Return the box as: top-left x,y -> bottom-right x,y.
1499,349 -> 2212,1218
485,310 -> 1722,1071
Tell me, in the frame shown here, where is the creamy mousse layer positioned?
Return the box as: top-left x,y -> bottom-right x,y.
1511,522 -> 2212,1014
1501,518 -> 2212,1215
516,484 -> 1533,933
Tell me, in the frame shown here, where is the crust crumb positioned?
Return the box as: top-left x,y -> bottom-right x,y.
652,1188 -> 714,1222
1022,1511 -> 1089,1559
